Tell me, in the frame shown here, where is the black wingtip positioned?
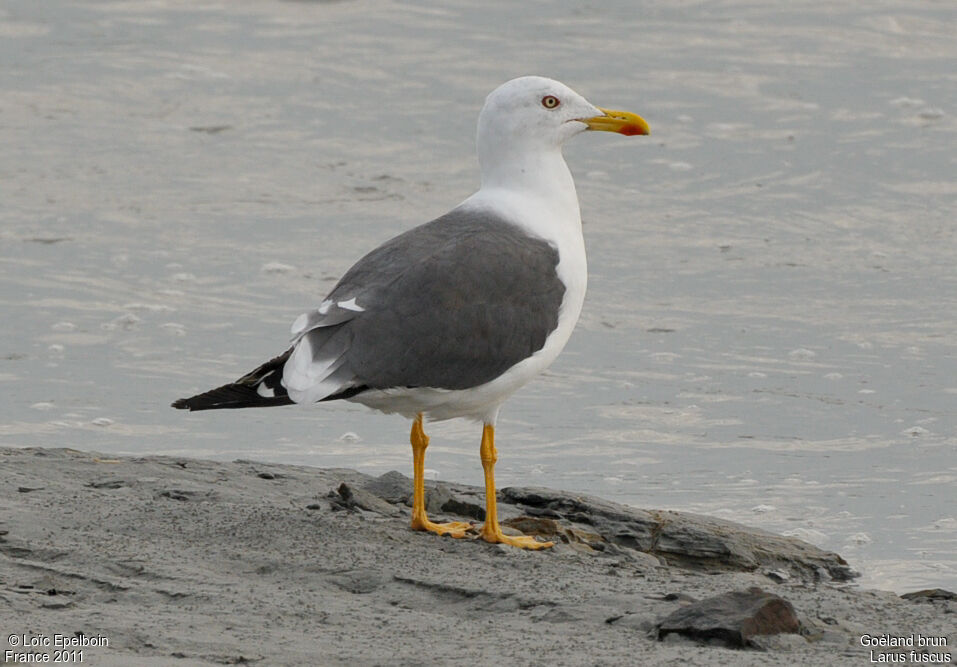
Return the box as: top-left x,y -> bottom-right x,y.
171,348 -> 295,412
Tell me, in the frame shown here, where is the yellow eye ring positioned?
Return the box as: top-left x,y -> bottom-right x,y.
542,95 -> 560,109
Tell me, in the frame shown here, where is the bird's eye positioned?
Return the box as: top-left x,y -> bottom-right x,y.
541,95 -> 560,109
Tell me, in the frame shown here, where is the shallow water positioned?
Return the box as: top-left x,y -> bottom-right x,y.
1,0 -> 954,592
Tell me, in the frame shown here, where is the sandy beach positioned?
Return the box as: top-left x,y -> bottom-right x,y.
2,446 -> 952,665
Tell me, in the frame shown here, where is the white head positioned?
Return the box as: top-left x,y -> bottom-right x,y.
475,76 -> 648,190
478,76 -> 602,152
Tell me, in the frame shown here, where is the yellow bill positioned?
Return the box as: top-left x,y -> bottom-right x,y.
581,107 -> 650,136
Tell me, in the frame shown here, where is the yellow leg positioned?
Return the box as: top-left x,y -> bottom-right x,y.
478,423 -> 554,550
409,414 -> 472,538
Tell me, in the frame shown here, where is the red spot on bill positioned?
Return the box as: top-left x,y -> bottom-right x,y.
618,123 -> 649,136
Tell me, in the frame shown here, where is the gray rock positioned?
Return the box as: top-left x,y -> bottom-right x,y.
501,486 -> 856,582
336,473 -> 855,582
362,470 -> 411,504
438,491 -> 486,521
656,587 -> 801,648
360,472 -> 486,520
900,588 -> 956,603
334,482 -> 400,516
422,483 -> 453,514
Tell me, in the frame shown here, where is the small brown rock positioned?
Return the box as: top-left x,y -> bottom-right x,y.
656,587 -> 801,648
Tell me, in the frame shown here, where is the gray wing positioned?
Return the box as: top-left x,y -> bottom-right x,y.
282,207 -> 565,402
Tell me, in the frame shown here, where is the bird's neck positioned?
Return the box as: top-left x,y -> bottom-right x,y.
480,143 -> 577,198
472,145 -> 582,241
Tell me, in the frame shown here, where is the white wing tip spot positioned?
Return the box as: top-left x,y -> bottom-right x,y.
318,299 -> 333,315
338,297 -> 365,312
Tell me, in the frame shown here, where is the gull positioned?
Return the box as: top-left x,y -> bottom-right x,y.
173,76 -> 648,549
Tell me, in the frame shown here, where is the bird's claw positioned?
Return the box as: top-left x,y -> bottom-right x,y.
410,517 -> 474,539
479,527 -> 554,550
